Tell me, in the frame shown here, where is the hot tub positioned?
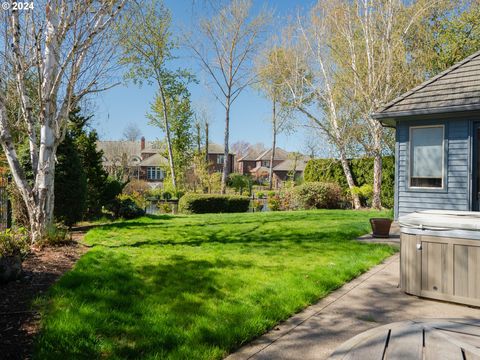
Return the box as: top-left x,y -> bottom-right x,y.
399,210 -> 480,307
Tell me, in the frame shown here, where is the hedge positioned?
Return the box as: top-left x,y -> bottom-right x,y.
304,156 -> 394,208
179,194 -> 250,214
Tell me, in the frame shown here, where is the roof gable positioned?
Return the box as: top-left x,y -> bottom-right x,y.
256,147 -> 289,161
373,50 -> 480,120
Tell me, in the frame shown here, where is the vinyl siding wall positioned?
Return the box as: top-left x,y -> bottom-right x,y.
395,118 -> 471,219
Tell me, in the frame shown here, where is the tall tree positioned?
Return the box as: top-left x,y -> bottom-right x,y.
69,108 -> 109,219
325,0 -> 429,208
256,47 -> 293,189
149,84 -> 195,189
407,0 -> 480,78
187,0 -> 268,193
0,1 -> 126,243
269,37 -> 363,208
116,0 -> 191,192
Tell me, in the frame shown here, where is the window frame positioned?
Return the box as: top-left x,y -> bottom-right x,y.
147,166 -> 164,180
408,124 -> 445,190
217,154 -> 225,164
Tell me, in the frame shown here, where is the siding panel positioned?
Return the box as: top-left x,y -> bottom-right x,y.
396,119 -> 471,218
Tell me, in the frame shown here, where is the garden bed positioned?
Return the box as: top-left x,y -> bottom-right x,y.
0,235 -> 86,359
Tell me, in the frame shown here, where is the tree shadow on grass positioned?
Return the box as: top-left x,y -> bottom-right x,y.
35,250 -> 255,359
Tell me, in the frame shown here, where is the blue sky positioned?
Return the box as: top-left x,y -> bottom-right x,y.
93,0 -> 316,152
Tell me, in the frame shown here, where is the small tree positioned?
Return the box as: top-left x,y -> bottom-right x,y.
187,0 -> 269,193
149,81 -> 195,190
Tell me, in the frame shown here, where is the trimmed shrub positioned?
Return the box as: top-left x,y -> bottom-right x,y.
179,194 -> 250,214
288,182 -> 343,210
304,156 -> 394,208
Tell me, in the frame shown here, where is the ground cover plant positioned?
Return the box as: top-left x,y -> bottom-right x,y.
35,210 -> 395,359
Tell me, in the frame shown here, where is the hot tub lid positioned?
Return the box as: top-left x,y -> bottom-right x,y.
399,210 -> 480,231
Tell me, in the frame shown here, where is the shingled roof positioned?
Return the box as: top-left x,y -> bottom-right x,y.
372,50 -> 480,123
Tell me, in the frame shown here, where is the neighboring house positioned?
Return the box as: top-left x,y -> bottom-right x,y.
206,143 -> 235,174
97,137 -> 168,184
372,50 -> 480,219
272,156 -> 309,188
237,148 -> 264,175
249,147 -> 289,180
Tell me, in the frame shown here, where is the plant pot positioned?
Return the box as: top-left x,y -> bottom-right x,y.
369,218 -> 392,238
0,255 -> 22,284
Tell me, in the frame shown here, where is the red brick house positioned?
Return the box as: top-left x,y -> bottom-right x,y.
248,147 -> 290,180
206,143 -> 235,174
237,148 -> 263,175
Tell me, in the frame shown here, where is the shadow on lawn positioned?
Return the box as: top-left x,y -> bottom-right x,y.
93,224 -> 373,251
36,250 -> 251,359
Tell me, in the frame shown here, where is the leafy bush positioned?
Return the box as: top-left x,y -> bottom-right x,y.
103,178 -> 125,208
256,191 -> 265,199
289,182 -> 343,210
162,191 -> 172,200
267,191 -> 276,198
40,223 -> 71,247
304,156 -> 394,208
8,184 -> 29,228
351,184 -> 374,207
179,194 -> 250,214
123,180 -> 150,197
0,228 -> 29,258
158,202 -> 172,214
267,196 -> 281,211
108,195 -> 145,219
228,173 -> 251,195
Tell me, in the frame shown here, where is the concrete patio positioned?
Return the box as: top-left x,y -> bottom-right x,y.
226,251 -> 480,360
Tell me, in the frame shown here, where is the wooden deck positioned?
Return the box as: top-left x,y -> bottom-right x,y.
329,319 -> 480,359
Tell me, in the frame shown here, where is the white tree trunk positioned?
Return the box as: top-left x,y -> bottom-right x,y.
159,85 -> 177,191
221,97 -> 231,194
269,99 -> 276,190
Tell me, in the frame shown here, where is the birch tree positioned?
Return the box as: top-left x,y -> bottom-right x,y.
187,0 -> 268,193
0,1 -> 126,243
278,17 -> 362,208
327,0 -> 429,208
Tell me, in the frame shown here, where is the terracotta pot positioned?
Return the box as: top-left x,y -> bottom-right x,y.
369,218 -> 392,238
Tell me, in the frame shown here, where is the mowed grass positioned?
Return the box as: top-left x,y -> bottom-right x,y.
35,210 -> 396,360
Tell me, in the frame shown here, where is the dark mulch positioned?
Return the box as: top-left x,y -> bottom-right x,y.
0,232 -> 87,360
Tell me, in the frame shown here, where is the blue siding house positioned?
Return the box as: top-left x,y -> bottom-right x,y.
372,51 -> 480,219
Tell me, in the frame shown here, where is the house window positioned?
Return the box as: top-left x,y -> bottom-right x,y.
261,160 -> 270,167
147,167 -> 164,180
409,126 -> 444,188
217,155 -> 225,164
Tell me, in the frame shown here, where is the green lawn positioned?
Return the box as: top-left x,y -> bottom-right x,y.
35,210 -> 396,359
